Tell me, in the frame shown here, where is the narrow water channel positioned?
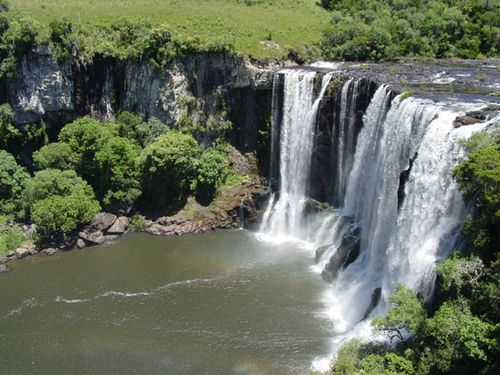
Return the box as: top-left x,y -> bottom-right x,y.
0,230 -> 332,374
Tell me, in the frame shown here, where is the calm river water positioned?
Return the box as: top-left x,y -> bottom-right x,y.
0,230 -> 333,374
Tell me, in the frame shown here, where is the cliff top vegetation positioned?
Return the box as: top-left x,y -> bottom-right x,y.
6,0 -> 330,60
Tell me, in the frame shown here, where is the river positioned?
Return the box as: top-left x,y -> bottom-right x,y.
0,230 -> 332,374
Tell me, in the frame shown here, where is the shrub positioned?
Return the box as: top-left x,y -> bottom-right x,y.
129,214 -> 146,231
0,226 -> 24,256
192,148 -> 230,205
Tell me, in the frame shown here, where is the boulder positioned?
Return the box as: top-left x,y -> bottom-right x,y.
0,256 -> 7,264
78,230 -> 105,245
15,243 -> 36,258
6,251 -> 16,258
76,238 -> 86,249
107,216 -> 129,234
90,213 -> 117,231
43,248 -> 57,256
0,264 -> 9,273
315,245 -> 331,263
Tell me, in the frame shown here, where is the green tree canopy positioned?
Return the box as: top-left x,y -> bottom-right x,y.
140,130 -> 201,211
95,136 -> 142,211
0,150 -> 29,216
32,142 -> 75,170
24,169 -> 100,237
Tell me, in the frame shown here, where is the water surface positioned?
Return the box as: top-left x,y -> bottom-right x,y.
0,230 -> 332,374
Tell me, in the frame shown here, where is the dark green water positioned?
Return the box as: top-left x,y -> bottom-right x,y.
0,230 -> 332,374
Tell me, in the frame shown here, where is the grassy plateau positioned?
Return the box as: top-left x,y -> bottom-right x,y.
7,0 -> 330,59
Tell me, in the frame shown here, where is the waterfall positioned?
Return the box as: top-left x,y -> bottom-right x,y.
257,68 -> 491,371
259,69 -> 332,240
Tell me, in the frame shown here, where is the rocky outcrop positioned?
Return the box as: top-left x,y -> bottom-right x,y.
453,104 -> 500,128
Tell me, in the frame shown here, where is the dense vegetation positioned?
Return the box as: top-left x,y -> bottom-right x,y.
320,0 -> 499,61
0,109 -> 240,246
1,0 -> 496,69
326,128 -> 500,375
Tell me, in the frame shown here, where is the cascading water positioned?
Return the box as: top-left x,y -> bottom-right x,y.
257,68 -> 494,371
259,69 -> 333,241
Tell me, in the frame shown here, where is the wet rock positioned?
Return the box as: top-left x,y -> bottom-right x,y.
304,198 -> 331,216
454,105 -> 500,128
76,238 -> 86,249
0,264 -> 9,273
315,245 -> 331,263
43,248 -> 58,256
321,269 -> 334,283
6,251 -> 16,258
107,216 -> 129,234
363,287 -> 382,320
90,213 -> 117,231
322,227 -> 360,282
0,256 -> 7,264
78,230 -> 105,245
453,115 -> 481,128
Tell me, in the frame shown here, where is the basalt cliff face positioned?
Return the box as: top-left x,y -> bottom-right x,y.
1,47 -> 275,163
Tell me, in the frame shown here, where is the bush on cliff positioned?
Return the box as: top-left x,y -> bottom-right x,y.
192,148 -> 230,205
0,103 -> 20,149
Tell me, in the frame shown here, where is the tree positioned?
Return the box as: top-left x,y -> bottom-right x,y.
140,130 -> 201,211
23,169 -> 100,237
372,285 -> 426,346
0,150 -> 29,216
95,136 -> 141,211
419,302 -> 497,373
22,169 -> 90,215
58,116 -> 114,187
453,129 -> 500,262
32,188 -> 100,237
32,142 -> 75,170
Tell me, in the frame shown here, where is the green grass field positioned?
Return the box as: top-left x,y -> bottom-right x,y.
8,0 -> 330,59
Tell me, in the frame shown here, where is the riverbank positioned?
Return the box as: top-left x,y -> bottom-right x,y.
0,150 -> 268,273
